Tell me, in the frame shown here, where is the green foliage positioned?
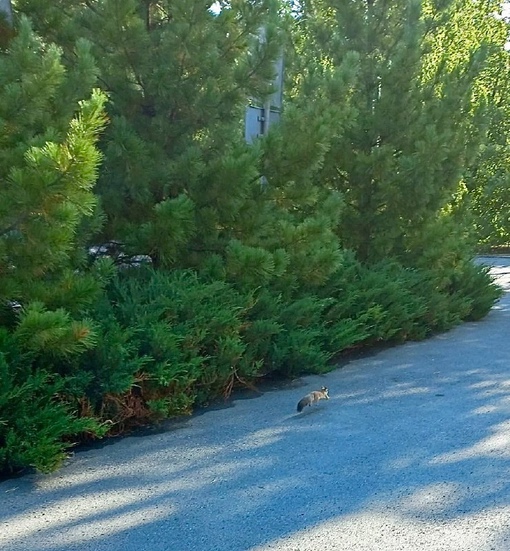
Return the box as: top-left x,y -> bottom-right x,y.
0,12 -> 109,474
79,270 -> 256,422
290,0 -> 505,264
266,296 -> 334,377
0,313 -> 104,475
0,17 -> 108,304
468,79 -> 510,247
322,258 -> 427,344
419,0 -> 510,248
15,302 -> 97,359
243,289 -> 334,377
19,0 -> 284,268
0,365 -> 99,474
443,259 -> 503,322
1,1 -> 505,477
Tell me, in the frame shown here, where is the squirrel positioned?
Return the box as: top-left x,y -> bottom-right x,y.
297,386 -> 329,412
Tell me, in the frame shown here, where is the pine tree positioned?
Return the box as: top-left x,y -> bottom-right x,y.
0,17 -> 108,309
16,1 -> 285,268
293,0 -> 503,267
0,11 -> 110,474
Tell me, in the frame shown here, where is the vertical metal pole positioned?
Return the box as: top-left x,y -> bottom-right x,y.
262,98 -> 272,135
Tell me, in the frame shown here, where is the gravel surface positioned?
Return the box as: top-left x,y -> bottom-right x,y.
2,257 -> 510,551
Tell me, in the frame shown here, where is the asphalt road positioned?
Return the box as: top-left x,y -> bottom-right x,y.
2,257 -> 510,551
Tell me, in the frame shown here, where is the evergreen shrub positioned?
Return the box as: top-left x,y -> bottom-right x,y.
0,312 -> 105,475
80,270 -> 257,426
1,255 -> 499,475
79,255 -> 501,434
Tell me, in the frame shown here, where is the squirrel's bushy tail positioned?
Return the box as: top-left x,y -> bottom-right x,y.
297,398 -> 307,412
